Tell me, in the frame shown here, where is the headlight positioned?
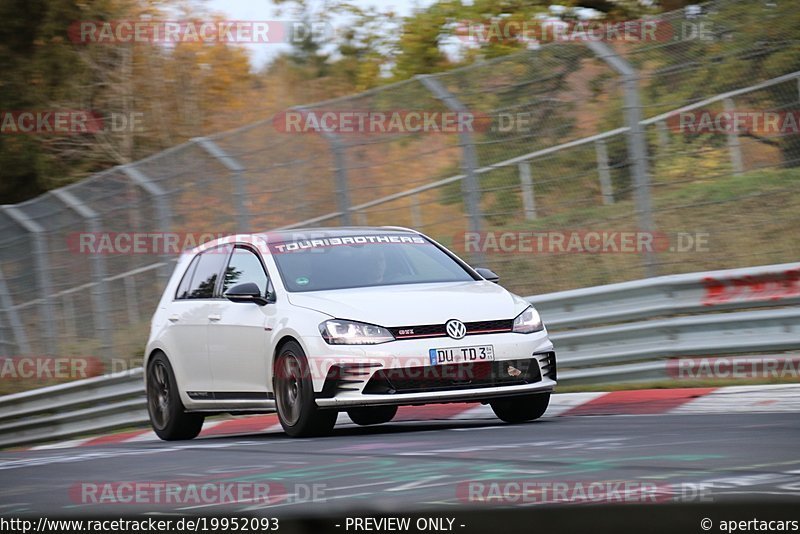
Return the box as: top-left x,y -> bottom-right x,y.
512,306 -> 543,333
319,319 -> 395,345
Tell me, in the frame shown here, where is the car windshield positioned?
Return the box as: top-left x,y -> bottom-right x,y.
269,234 -> 475,292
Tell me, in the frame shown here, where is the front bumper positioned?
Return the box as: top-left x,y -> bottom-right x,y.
315,378 -> 556,408
301,330 -> 556,409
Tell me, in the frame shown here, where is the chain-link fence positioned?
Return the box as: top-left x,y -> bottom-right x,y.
1,0 -> 798,367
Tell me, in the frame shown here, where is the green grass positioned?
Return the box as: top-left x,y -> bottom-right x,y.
480,164 -> 800,297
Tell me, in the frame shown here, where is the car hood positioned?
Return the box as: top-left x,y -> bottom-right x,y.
286,281 -> 530,326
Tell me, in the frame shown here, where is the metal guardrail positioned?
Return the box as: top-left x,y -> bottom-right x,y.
0,262 -> 798,448
540,261 -> 800,384
0,369 -> 147,449
529,262 -> 800,329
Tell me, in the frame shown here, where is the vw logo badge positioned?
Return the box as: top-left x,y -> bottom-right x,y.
445,319 -> 467,340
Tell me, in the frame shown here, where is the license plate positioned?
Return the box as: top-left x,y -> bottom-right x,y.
429,345 -> 495,365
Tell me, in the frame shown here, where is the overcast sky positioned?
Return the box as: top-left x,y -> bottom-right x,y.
204,0 -> 439,68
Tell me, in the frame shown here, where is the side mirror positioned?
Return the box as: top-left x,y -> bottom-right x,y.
474,267 -> 500,283
224,282 -> 269,306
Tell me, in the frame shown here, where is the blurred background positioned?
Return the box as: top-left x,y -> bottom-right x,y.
0,0 -> 798,386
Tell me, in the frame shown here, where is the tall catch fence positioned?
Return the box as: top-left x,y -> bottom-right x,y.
0,0 -> 798,366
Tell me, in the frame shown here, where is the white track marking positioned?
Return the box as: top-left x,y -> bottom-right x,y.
673,384 -> 800,414
543,392 -> 609,416
388,476 -> 450,492
29,438 -> 94,450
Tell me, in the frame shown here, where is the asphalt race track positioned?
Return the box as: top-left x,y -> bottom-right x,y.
1,411 -> 798,521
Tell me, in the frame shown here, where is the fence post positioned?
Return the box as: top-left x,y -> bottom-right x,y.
291,107 -> 352,226
0,306 -> 7,355
656,120 -> 670,150
123,276 -> 141,326
586,41 -> 657,277
0,266 -> 30,354
724,98 -> 745,175
323,131 -> 352,226
0,206 -> 57,355
417,74 -> 486,266
518,162 -> 537,220
121,166 -> 174,285
193,137 -> 250,233
51,189 -> 113,359
62,293 -> 77,342
594,140 -> 615,205
410,195 -> 423,229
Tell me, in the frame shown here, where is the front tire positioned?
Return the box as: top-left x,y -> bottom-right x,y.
347,405 -> 398,426
490,392 -> 550,423
274,341 -> 337,438
146,352 -> 204,441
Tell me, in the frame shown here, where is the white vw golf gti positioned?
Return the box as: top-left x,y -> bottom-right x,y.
145,227 -> 557,439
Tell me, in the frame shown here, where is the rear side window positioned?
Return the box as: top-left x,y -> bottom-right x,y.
177,245 -> 232,300
175,255 -> 200,299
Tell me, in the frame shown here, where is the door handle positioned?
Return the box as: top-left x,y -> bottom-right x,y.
208,314 -> 221,322
168,315 -> 180,323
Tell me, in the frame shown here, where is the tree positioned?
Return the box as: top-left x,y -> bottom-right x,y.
641,1 -> 800,167
0,0 -> 261,204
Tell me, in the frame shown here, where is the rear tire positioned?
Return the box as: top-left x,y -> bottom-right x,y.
146,352 -> 204,441
347,405 -> 398,426
490,392 -> 550,423
274,341 -> 337,438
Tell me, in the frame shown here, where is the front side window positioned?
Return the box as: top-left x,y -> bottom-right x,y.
223,246 -> 270,296
185,245 -> 232,299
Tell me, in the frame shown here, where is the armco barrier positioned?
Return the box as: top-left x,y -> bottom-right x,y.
0,262 -> 797,448
0,369 -> 147,448
529,262 -> 800,329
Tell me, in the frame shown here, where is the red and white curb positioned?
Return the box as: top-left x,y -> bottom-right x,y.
22,384 -> 800,451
